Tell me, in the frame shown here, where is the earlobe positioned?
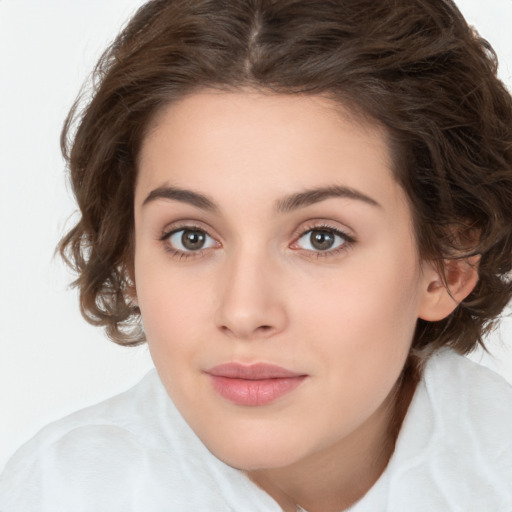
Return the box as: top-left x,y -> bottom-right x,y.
418,255 -> 480,322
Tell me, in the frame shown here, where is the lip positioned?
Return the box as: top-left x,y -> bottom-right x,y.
205,363 -> 308,406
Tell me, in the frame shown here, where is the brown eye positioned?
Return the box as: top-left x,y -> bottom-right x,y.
166,228 -> 217,252
294,227 -> 348,253
310,230 -> 335,250
181,230 -> 206,250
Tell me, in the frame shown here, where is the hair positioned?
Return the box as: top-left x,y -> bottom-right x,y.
59,0 -> 512,361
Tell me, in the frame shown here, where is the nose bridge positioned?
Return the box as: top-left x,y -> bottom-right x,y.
214,242 -> 286,339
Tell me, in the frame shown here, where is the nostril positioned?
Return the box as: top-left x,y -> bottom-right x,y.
220,323 -> 274,337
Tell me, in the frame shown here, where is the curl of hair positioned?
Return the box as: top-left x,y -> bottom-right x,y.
59,0 -> 512,357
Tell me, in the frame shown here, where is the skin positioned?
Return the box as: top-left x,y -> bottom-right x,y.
133,90 -> 476,512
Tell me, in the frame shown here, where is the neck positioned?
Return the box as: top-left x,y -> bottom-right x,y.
247,361 -> 419,512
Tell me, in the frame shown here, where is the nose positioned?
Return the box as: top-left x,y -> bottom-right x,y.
214,249 -> 288,340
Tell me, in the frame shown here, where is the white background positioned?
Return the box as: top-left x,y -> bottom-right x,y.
1,0 -> 511,470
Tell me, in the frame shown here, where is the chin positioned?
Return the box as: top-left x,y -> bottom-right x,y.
219,450 -> 298,472
204,428 -> 308,472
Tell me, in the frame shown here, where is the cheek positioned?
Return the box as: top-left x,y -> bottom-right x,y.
139,286 -> 199,338
297,256 -> 420,340
135,263 -> 180,336
292,249 -> 422,394
295,259 -> 420,414
135,255 -> 218,363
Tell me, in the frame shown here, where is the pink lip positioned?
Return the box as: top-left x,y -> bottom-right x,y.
205,363 -> 307,406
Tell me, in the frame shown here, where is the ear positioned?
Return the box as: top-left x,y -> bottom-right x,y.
418,255 -> 480,322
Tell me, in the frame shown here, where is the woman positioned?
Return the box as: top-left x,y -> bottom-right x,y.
1,0 -> 512,510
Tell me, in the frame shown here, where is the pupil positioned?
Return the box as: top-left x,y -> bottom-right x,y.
182,230 -> 205,250
311,230 -> 334,250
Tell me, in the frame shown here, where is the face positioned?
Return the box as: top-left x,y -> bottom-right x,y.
134,90 -> 433,471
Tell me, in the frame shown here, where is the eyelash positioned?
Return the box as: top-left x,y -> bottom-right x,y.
159,223 -> 355,261
291,223 -> 355,259
159,224 -> 217,261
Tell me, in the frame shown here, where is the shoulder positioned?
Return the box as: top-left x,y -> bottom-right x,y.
4,369 -> 171,459
423,348 -> 512,441
0,369 -> 277,512
386,349 -> 512,511
0,370 -> 174,510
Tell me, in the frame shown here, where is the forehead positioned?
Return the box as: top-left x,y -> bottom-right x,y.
136,90 -> 407,218
142,90 -> 389,161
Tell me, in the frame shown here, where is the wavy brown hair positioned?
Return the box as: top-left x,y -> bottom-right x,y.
60,0 -> 512,358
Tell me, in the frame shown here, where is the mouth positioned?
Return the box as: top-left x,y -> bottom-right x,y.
205,363 -> 308,406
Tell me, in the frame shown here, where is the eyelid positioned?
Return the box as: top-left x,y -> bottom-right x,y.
159,219 -> 219,241
159,222 -> 221,258
168,229 -> 217,250
289,221 -> 356,256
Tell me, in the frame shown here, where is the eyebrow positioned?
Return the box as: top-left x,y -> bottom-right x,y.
142,184 -> 381,212
275,185 -> 381,213
142,186 -> 218,212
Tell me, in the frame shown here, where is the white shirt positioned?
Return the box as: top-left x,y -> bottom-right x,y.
1,349 -> 511,511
